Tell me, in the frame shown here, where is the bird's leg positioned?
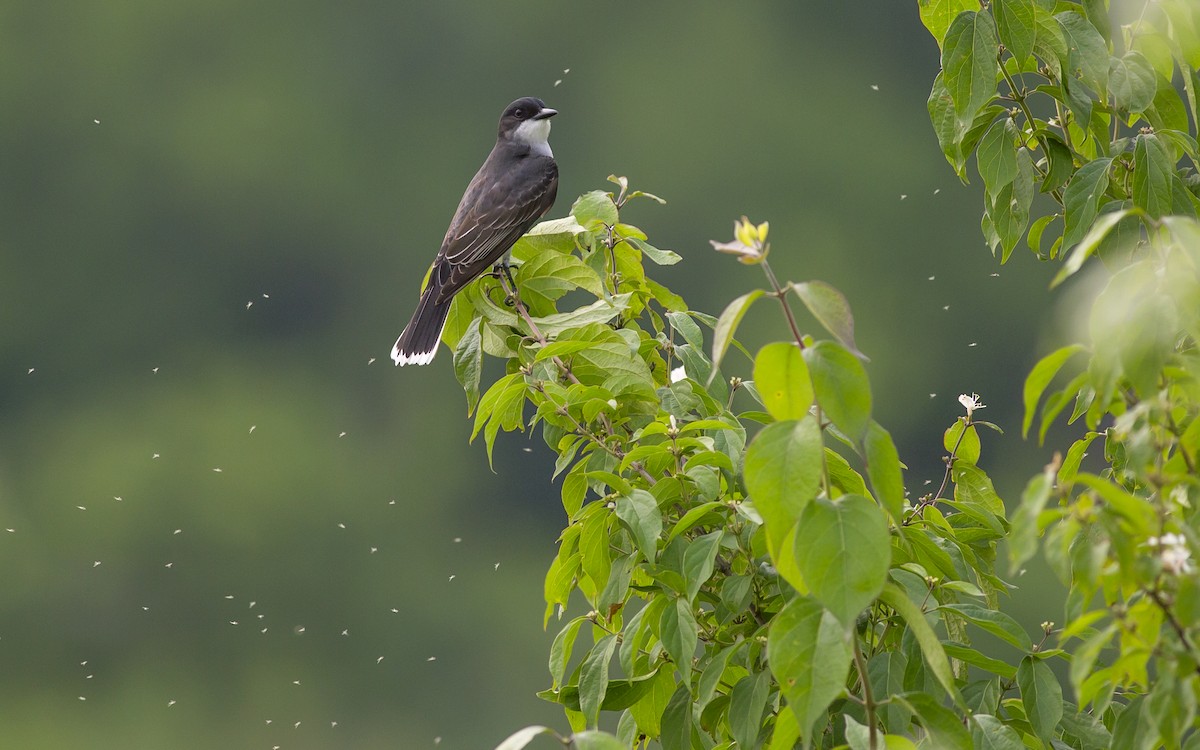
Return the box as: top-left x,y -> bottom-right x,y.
496,260 -> 521,307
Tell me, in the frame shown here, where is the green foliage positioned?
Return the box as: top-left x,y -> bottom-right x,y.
478,3 -> 1200,747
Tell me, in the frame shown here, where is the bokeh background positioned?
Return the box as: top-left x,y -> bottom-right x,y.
1,2 -> 1073,747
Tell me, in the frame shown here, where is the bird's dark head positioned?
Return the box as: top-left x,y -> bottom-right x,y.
498,97 -> 557,149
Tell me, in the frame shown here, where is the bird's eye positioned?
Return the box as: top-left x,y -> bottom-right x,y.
513,108 -> 525,119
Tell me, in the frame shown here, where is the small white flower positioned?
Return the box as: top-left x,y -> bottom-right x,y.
668,414 -> 678,431
670,366 -> 687,383
1162,545 -> 1193,575
958,393 -> 986,418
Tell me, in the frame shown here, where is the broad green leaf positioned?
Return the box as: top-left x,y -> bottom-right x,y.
794,495 -> 891,627
1073,473 -> 1156,534
628,668 -> 675,737
989,148 -> 1035,261
868,652 -> 910,733
1145,75 -> 1191,132
614,489 -> 661,563
682,530 -> 722,602
864,421 -> 905,522
659,597 -> 698,669
1018,655 -> 1064,742
534,293 -> 633,336
1058,431 -> 1100,484
711,289 -> 765,373
1022,344 -> 1085,436
753,342 -> 814,421
1069,624 -> 1117,705
970,714 -> 1024,750
940,603 -> 1032,650
1133,133 -> 1174,218
1110,695 -> 1153,750
1061,157 -> 1113,249
1008,465 -> 1053,574
943,419 -> 980,465
803,340 -> 872,440
918,0 -> 976,48
494,726 -> 556,750
942,11 -> 1000,125
627,237 -> 682,266
579,506 -> 612,598
659,683 -> 693,750
1056,11 -> 1109,96
1109,51 -> 1158,113
516,250 -> 606,315
951,462 -> 1005,515
579,634 -> 618,727
728,672 -> 770,750
570,731 -> 626,750
790,280 -> 864,357
765,703 -> 800,750
1039,133 -> 1074,194
1052,208 -> 1140,288
550,616 -> 588,688
995,0 -> 1037,62
453,317 -> 484,414
743,417 -> 823,559
928,74 -> 1006,180
879,583 -> 964,706
767,596 -> 853,744
844,716 -> 920,750
571,190 -> 619,228
894,693 -> 972,749
977,118 -> 1019,200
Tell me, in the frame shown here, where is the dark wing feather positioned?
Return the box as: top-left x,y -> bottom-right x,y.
433,151 -> 558,302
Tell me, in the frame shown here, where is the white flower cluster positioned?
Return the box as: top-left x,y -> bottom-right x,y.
1147,533 -> 1194,575
958,393 -> 986,418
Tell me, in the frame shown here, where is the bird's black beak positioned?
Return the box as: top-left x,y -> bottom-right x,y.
533,108 -> 558,120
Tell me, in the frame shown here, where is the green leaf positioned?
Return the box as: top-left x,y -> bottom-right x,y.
659,597 -> 698,668
868,652 -> 910,733
570,731 -> 626,750
1058,431 -> 1100,484
494,725 -> 556,750
939,603 -> 1032,650
803,340 -> 872,440
728,672 -> 770,750
1056,11 -> 1109,96
995,0 -> 1037,62
928,74 -> 1005,180
453,317 -> 484,414
580,506 -> 612,596
743,417 -> 823,559
918,0 -> 977,48
1145,75 -> 1191,132
943,419 -> 980,465
970,714 -> 1025,750
794,495 -> 891,627
1018,655 -> 1064,742
864,421 -> 905,522
977,118 -> 1020,200
1073,473 -> 1156,534
550,616 -> 588,688
660,683 -> 693,750
516,249 -> 605,315
1022,344 -> 1085,436
942,11 -> 1000,124
951,462 -> 1005,515
1062,157 -> 1113,249
765,703 -> 801,750
1053,208 -> 1140,288
682,530 -> 722,602
754,342 -> 814,421
571,190 -> 619,228
879,583 -> 964,707
614,489 -> 661,563
627,236 -> 682,266
894,693 -> 972,749
1133,133 -> 1175,218
790,280 -> 864,357
579,634 -> 618,727
711,289 -> 765,373
767,596 -> 853,744
1109,51 -> 1157,112
534,293 -> 633,336
1009,465 -> 1054,574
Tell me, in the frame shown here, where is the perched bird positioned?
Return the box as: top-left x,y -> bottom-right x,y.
391,97 -> 559,366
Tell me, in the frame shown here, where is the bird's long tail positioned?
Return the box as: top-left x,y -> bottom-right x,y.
391,285 -> 453,366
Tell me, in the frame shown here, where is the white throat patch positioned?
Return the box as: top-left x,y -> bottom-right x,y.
513,118 -> 553,157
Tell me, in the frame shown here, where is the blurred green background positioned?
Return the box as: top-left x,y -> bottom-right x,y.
1,1 -> 1071,747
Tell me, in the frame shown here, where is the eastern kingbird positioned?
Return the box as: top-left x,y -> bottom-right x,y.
391,96 -> 559,366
